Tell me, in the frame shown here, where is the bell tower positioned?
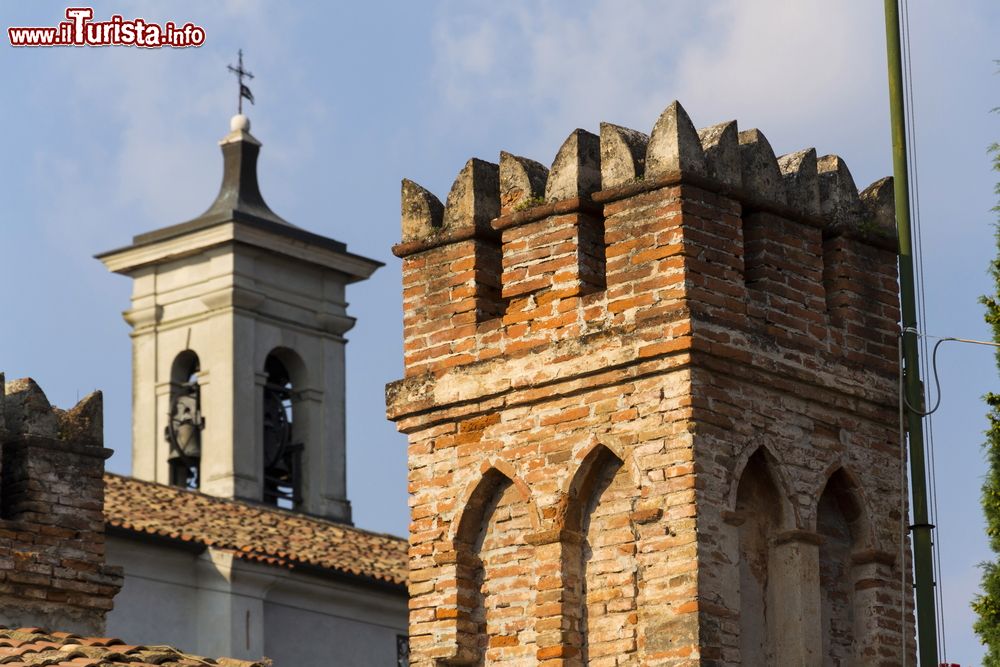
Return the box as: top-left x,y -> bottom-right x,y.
98,113 -> 381,523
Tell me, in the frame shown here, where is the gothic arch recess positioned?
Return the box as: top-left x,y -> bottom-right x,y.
562,444 -> 638,664
727,443 -> 796,528
734,448 -> 783,665
817,467 -> 869,665
451,466 -> 537,665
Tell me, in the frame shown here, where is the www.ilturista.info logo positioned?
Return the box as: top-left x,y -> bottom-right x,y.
8,8 -> 206,48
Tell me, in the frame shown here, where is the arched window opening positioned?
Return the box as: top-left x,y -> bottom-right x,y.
818,469 -> 865,665
262,353 -> 302,508
735,450 -> 782,665
166,351 -> 202,489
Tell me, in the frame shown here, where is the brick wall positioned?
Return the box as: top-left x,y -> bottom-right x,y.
388,100 -> 914,666
0,375 -> 123,635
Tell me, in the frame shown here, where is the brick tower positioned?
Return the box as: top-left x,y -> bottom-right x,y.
387,101 -> 913,666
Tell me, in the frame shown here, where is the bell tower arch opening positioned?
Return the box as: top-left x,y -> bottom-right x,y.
166,350 -> 202,489
262,349 -> 305,509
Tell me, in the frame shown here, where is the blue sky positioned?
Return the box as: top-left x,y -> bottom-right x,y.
1,1 -> 997,662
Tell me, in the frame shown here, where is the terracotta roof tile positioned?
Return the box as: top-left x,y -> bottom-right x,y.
102,474 -> 408,587
0,628 -> 264,667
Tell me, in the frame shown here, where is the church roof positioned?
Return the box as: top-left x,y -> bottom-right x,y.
103,474 -> 408,588
0,627 -> 263,666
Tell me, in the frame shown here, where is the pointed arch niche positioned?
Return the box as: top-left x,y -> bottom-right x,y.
816,468 -> 870,664
733,448 -> 784,664
450,466 -> 537,665
561,444 -> 637,663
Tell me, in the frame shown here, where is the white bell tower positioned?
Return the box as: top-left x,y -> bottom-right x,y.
98,114 -> 381,523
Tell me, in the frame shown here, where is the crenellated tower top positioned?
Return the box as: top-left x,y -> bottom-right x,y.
390,100 -> 897,390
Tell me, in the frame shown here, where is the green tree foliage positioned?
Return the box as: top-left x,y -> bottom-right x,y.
973,70 -> 1000,659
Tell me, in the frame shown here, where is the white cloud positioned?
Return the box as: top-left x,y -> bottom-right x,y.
430,1 -> 886,178
432,1 -> 699,148
673,2 -> 886,164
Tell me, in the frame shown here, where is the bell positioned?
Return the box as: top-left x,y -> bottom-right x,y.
175,422 -> 200,458
168,393 -> 201,461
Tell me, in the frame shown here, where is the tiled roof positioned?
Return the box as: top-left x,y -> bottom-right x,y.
103,474 -> 408,588
0,627 -> 264,666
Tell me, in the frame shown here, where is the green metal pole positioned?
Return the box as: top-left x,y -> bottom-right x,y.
883,1 -> 939,665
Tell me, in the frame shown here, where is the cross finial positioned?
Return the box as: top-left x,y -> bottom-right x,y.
227,49 -> 255,115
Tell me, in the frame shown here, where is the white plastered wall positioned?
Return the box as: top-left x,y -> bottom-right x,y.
105,536 -> 407,666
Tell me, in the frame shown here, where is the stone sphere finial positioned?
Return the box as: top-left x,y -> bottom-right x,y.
230,114 -> 250,132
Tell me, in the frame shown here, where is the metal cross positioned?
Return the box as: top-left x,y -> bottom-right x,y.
227,49 -> 255,114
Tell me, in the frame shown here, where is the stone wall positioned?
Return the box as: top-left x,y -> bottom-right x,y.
0,375 -> 122,634
388,100 -> 914,666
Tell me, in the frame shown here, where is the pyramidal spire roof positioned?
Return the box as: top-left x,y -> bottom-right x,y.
195,113 -> 290,227
97,114 -> 383,282
129,112 -> 319,247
